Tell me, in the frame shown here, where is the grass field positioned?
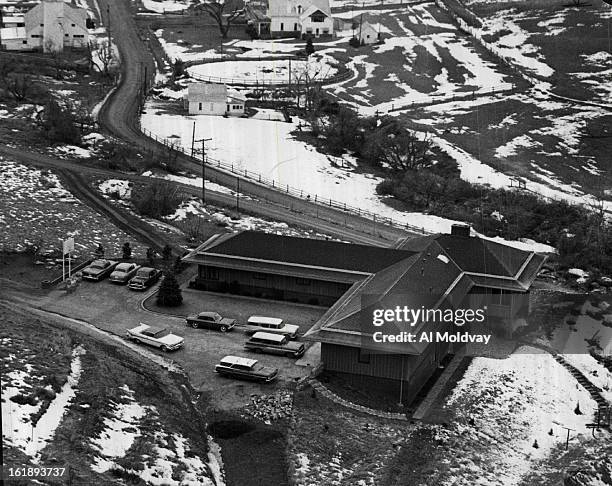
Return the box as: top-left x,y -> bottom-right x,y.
1,305 -> 216,485
0,160 -> 147,258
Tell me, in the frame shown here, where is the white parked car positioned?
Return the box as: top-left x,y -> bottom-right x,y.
126,323 -> 184,352
110,262 -> 141,284
244,316 -> 299,339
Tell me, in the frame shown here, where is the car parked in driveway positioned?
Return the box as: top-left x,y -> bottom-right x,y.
81,259 -> 118,281
126,324 -> 184,352
128,267 -> 162,291
245,316 -> 299,339
244,332 -> 305,358
186,312 -> 236,332
214,355 -> 278,382
109,262 -> 141,284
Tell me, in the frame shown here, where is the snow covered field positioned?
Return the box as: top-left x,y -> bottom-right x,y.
444,346 -> 598,485
187,57 -> 339,84
0,159 -> 146,257
140,102 -> 557,251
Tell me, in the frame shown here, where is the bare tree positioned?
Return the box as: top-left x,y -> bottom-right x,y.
90,39 -> 116,77
194,0 -> 243,39
374,130 -> 433,172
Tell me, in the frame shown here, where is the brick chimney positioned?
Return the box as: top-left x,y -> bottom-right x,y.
450,224 -> 471,237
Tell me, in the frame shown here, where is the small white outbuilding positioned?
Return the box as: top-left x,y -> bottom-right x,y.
183,83 -> 246,116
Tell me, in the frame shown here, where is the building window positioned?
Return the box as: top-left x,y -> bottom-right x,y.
323,28 -> 329,34
65,34 -> 69,37
205,267 -> 219,280
22,40 -> 27,44
280,22 -> 284,31
297,5 -> 302,13
358,348 -> 370,364
198,102 -> 202,111
40,23 -> 43,27
74,34 -> 84,38
31,34 -> 41,38
293,23 -> 298,31
253,272 -> 267,281
71,23 -> 75,27
295,277 -> 311,286
312,14 -> 325,22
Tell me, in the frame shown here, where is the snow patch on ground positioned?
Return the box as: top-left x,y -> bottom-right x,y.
2,346 -> 85,459
446,346 -> 597,485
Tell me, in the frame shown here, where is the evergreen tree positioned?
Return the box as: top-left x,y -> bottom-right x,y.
156,272 -> 183,307
305,37 -> 315,56
162,244 -> 172,261
122,242 -> 132,259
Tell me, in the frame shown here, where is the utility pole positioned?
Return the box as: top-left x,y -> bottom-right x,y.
106,5 -> 111,46
194,137 -> 212,204
236,176 -> 240,215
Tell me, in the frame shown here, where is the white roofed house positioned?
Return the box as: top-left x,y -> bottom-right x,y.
0,26 -> 27,50
183,83 -> 246,116
24,0 -> 89,52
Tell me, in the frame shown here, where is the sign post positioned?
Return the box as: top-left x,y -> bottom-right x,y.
62,237 -> 75,280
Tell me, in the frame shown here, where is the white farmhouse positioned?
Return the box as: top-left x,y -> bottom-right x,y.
266,0 -> 333,39
183,83 -> 246,116
24,0 -> 89,52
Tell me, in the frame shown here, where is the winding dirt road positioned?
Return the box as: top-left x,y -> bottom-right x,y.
94,0 -> 412,244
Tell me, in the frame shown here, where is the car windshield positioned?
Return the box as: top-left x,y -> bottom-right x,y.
136,269 -> 150,277
212,313 -> 222,321
116,263 -> 132,272
91,260 -> 107,269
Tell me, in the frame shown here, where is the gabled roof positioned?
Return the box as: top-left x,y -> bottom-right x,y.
185,83 -> 227,102
305,232 -> 548,351
183,231 -> 416,274
300,4 -> 330,20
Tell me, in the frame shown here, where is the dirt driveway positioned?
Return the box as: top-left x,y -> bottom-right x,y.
9,278 -> 328,409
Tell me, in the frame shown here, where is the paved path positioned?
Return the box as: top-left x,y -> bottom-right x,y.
412,352 -> 464,420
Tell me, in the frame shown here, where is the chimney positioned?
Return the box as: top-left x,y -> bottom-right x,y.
450,224 -> 471,238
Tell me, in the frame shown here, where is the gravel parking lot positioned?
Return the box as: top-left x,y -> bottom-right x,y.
144,286 -> 327,335
18,276 -> 328,409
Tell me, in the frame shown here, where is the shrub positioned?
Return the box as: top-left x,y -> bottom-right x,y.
41,99 -> 81,145
131,181 -> 184,218
349,37 -> 361,48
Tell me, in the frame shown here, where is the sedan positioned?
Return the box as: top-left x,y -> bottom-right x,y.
126,324 -> 184,352
214,355 -> 278,382
186,312 -> 236,332
128,267 -> 162,291
81,259 -> 118,281
109,262 -> 141,284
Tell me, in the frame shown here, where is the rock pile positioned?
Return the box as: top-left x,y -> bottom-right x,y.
242,392 -> 293,422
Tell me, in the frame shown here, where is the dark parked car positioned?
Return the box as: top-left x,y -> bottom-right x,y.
128,267 -> 162,291
186,312 -> 236,332
109,262 -> 140,284
81,259 -> 118,281
215,355 -> 278,382
244,332 -> 305,358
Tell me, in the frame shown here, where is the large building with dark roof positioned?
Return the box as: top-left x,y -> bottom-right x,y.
183,225 -> 547,403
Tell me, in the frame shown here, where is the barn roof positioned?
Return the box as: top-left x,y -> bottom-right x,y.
183,231 -> 416,274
